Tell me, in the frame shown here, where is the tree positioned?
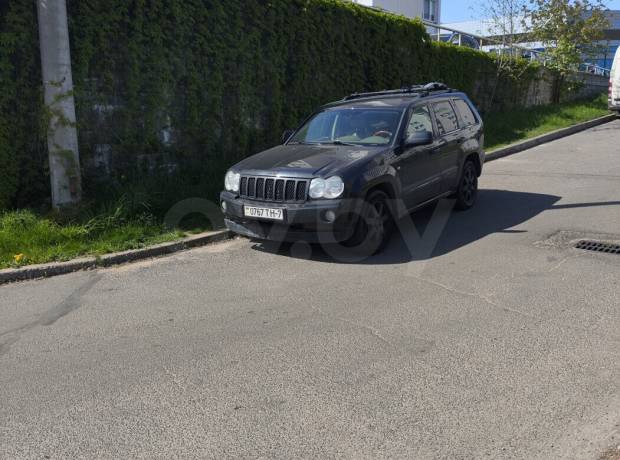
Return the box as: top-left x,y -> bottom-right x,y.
526,0 -> 609,76
36,0 -> 82,209
476,0 -> 531,109
480,0 -> 529,57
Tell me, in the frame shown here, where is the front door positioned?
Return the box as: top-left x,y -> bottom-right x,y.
397,104 -> 443,209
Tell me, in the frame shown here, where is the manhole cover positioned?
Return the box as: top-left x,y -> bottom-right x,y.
599,446 -> 620,460
575,240 -> 620,254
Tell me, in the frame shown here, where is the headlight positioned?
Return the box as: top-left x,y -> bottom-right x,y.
309,176 -> 344,199
225,170 -> 241,192
309,178 -> 325,198
323,176 -> 344,199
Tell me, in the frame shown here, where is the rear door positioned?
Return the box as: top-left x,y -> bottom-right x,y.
430,100 -> 463,193
450,97 -> 483,189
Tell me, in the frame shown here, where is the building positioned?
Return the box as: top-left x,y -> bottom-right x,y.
598,10 -> 620,70
349,0 -> 440,24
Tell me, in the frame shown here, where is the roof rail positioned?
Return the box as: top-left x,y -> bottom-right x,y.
343,82 -> 451,101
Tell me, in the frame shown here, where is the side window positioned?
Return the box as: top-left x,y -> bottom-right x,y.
432,101 -> 459,135
454,99 -> 477,127
406,105 -> 434,137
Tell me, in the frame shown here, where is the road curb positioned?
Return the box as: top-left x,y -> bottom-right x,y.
486,113 -> 617,162
0,229 -> 233,285
1,114 -> 615,285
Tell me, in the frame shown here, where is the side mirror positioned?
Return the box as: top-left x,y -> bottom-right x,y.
404,130 -> 433,147
281,129 -> 295,144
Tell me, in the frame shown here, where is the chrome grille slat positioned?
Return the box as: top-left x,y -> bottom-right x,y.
238,175 -> 309,203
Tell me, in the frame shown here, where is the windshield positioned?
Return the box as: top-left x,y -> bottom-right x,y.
290,108 -> 403,146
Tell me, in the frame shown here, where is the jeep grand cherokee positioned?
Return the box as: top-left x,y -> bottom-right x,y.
220,82 -> 485,255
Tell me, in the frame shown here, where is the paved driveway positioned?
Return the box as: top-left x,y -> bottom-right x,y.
1,121 -> 619,459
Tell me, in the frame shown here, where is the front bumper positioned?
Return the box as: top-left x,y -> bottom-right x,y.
220,191 -> 361,243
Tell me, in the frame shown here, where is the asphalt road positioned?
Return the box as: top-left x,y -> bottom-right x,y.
1,121 -> 620,459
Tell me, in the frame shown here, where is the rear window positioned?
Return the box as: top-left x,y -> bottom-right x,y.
454,99 -> 477,127
433,101 -> 459,134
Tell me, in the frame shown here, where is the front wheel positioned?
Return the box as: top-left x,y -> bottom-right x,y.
455,160 -> 478,210
344,190 -> 394,255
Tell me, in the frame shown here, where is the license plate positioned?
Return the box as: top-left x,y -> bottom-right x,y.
243,205 -> 284,221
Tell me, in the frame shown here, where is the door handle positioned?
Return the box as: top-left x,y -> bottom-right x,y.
430,139 -> 447,152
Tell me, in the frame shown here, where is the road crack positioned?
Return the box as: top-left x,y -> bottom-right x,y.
332,317 -> 393,347
411,276 -> 538,320
311,306 -> 394,347
0,274 -> 102,357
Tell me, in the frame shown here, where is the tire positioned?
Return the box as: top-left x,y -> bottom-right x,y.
455,160 -> 478,210
344,190 -> 394,255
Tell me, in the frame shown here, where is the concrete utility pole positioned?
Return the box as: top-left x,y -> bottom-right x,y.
37,0 -> 81,208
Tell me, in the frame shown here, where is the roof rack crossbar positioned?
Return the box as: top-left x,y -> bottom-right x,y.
343,82 -> 451,101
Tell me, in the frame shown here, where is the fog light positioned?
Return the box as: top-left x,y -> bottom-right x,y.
221,201 -> 227,212
324,210 -> 336,223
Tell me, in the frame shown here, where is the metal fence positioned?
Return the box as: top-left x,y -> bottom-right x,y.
422,20 -> 611,77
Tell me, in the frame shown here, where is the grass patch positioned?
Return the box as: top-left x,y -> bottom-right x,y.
485,94 -> 610,151
0,205 -> 186,269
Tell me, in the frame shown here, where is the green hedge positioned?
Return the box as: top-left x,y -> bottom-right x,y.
0,0 -> 541,214
0,1 -> 47,210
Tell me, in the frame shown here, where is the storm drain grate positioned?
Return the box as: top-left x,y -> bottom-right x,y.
575,240 -> 620,254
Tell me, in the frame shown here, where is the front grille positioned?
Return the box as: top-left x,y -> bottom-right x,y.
239,175 -> 309,203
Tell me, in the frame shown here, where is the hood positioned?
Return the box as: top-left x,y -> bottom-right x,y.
232,144 -> 389,178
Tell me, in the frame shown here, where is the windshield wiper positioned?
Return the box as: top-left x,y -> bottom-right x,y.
294,140 -> 357,146
328,140 -> 357,146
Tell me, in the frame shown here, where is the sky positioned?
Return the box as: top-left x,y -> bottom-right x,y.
441,0 -> 620,23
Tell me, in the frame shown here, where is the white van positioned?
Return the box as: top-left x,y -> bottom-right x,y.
610,46 -> 620,114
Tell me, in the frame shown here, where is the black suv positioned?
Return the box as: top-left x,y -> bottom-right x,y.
220,82 -> 485,254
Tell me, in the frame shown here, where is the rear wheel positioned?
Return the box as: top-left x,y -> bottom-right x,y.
455,160 -> 478,210
344,190 -> 394,255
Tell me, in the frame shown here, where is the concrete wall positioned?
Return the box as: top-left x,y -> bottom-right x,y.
523,71 -> 608,108
522,70 -> 557,108
468,68 -> 549,113
567,73 -> 609,100
469,69 -> 607,114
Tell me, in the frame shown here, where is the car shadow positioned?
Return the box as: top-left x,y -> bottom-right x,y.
251,189 -> 563,265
